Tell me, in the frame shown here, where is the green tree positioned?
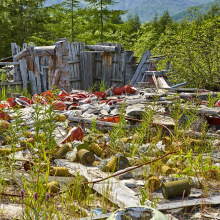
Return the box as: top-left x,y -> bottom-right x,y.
84,0 -> 126,42
154,12 -> 220,90
62,0 -> 80,42
0,0 -> 52,58
133,11 -> 178,58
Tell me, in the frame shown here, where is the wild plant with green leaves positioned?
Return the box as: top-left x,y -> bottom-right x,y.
0,70 -> 7,100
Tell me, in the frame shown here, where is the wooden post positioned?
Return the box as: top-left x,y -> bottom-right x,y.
102,52 -> 112,88
80,51 -> 94,90
40,56 -> 47,92
19,43 -> 28,89
27,43 -> 37,95
55,39 -> 70,92
35,56 -> 42,94
129,50 -> 151,85
48,56 -> 56,91
11,43 -> 22,82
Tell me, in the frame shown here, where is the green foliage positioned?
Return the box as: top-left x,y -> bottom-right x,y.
62,0 -> 80,42
83,0 -> 126,42
154,8 -> 220,90
89,80 -> 107,92
90,118 -> 100,134
13,85 -> 20,94
133,11 -> 178,58
0,0 -> 51,58
0,70 -> 7,100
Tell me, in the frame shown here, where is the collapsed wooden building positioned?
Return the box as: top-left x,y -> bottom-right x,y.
0,38 -> 165,94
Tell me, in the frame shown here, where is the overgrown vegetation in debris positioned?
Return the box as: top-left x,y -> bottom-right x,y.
0,82 -> 220,219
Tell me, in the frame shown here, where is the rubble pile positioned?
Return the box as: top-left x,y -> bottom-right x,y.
0,83 -> 220,220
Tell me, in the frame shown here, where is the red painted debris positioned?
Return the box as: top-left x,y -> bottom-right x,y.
52,101 -> 67,111
94,91 -> 106,99
106,99 -> 122,105
0,110 -> 11,121
125,85 -> 137,94
101,116 -> 120,123
113,87 -> 126,95
61,126 -> 84,144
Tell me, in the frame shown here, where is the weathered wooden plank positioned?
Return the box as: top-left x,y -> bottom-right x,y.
35,56 -> 42,94
68,43 -> 74,89
127,51 -> 134,63
24,43 -> 36,94
80,52 -> 93,90
74,43 -> 79,89
80,51 -> 85,90
85,45 -> 116,52
86,53 -> 93,90
57,38 -> 69,55
13,47 -> 30,61
33,46 -> 56,57
94,53 -> 102,85
76,43 -> 81,89
129,50 -> 151,85
102,52 -> 112,88
115,43 -> 123,86
54,159 -> 141,208
70,78 -> 81,82
68,60 -> 80,64
55,40 -> 70,91
145,71 -> 168,77
40,56 -> 47,92
48,56 -> 56,90
28,70 -> 37,95
121,51 -> 126,85
11,43 -> 22,82
14,46 -> 56,61
27,47 -> 41,77
157,195 -> 220,211
71,43 -> 77,89
0,62 -> 19,65
19,43 -> 28,89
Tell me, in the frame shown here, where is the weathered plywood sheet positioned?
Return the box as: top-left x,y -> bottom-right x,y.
54,159 -> 141,208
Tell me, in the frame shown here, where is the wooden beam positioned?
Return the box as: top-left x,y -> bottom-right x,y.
0,62 -> 19,65
33,46 -> 56,57
14,46 -> 56,61
68,60 -> 80,64
14,48 -> 30,61
127,51 -> 134,63
129,50 -> 151,85
70,78 -> 81,82
85,45 -> 117,52
145,71 -> 168,76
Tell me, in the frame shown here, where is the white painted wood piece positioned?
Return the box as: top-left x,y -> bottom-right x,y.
54,159 -> 141,208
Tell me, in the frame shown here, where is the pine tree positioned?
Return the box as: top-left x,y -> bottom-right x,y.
62,0 -> 80,42
84,0 -> 126,42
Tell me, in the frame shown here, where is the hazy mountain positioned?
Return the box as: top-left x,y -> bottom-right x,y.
111,0 -> 216,22
172,0 -> 220,21
45,0 -> 217,22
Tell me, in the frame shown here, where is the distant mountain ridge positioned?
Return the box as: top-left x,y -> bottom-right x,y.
45,0 -> 217,22
172,0 -> 220,21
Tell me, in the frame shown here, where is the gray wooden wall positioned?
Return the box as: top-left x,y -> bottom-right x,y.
0,40 -> 138,94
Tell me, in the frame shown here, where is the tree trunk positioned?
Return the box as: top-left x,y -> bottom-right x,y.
101,0 -> 103,42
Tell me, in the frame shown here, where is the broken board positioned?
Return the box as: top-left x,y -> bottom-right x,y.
54,159 -> 142,208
